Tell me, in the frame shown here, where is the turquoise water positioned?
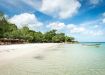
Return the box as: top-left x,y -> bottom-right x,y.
0,43 -> 105,75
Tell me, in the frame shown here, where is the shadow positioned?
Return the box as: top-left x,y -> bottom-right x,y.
33,55 -> 44,60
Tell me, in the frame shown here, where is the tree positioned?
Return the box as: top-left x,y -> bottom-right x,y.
0,12 -> 76,43
65,36 -> 74,42
43,30 -> 57,42
0,12 -> 6,38
33,32 -> 43,43
19,26 -> 33,42
0,12 -> 17,38
10,29 -> 23,39
52,33 -> 65,43
0,12 -> 4,20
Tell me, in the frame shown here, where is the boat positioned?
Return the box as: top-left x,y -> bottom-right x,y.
82,43 -> 101,47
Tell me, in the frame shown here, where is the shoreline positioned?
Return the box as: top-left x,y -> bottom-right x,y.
0,43 -> 60,65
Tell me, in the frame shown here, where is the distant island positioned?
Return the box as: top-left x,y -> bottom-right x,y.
0,12 -> 77,45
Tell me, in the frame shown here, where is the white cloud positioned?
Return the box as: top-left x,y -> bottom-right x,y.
0,0 -> 41,8
93,25 -> 99,28
84,30 -> 104,36
40,0 -> 81,19
66,24 -> 86,33
90,0 -> 102,5
9,13 -> 43,31
102,18 -> 105,23
101,12 -> 105,24
47,22 -> 65,30
21,0 -> 41,9
46,20 -> 105,37
102,12 -> 105,17
1,0 -> 81,19
77,19 -> 105,36
102,13 -> 105,23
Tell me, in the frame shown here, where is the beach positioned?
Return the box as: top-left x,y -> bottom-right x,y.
0,43 -> 60,65
0,43 -> 105,75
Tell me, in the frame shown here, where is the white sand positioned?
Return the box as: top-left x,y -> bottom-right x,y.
0,43 -> 60,65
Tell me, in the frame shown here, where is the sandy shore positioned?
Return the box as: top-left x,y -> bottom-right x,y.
0,43 -> 60,65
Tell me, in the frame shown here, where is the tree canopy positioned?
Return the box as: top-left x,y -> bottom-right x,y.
0,12 -> 75,43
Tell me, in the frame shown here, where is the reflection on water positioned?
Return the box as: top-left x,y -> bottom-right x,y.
0,43 -> 105,75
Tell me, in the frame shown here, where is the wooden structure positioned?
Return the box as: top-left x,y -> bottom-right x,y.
0,38 -> 26,45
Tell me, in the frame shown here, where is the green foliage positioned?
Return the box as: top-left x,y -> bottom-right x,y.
0,12 -> 4,20
0,12 -> 75,43
43,30 -> 57,42
65,36 -> 74,42
52,33 -> 65,43
33,32 -> 43,43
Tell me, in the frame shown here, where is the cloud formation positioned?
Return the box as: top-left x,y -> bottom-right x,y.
89,0 -> 103,5
8,12 -> 105,37
9,13 -> 43,31
40,0 -> 81,19
87,30 -> 104,36
102,12 -> 105,24
47,21 -> 105,37
102,18 -> 105,23
0,0 -> 81,19
47,22 -> 65,30
0,0 -> 41,8
66,24 -> 86,33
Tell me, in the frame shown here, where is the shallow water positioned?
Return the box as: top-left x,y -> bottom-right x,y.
0,43 -> 105,75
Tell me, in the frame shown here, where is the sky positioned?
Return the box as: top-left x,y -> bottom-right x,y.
0,0 -> 105,42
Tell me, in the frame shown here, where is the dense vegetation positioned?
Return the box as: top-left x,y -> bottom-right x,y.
0,12 -> 75,43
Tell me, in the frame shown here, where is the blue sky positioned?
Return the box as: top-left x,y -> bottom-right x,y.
0,0 -> 105,42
